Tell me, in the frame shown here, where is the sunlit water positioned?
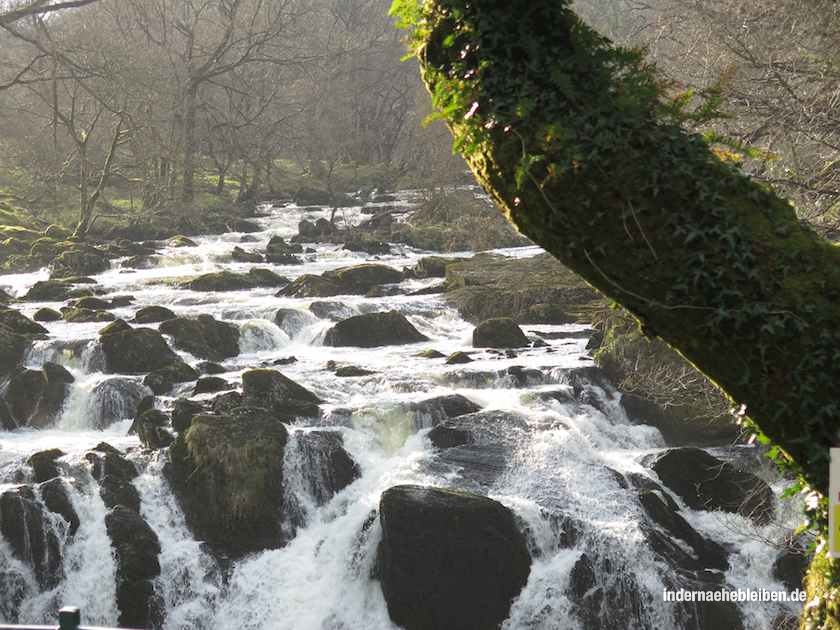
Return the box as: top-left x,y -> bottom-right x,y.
0,193 -> 801,629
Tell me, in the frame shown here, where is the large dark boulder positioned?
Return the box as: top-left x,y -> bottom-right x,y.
0,323 -> 28,379
86,443 -> 140,512
23,280 -> 74,302
159,315 -> 240,361
772,536 -> 810,592
409,394 -> 482,429
323,311 -> 428,348
33,307 -> 63,322
143,361 -> 199,395
472,317 -> 530,348
4,363 -> 74,428
171,398 -> 206,433
377,485 -> 530,630
283,431 -> 360,533
165,408 -> 289,557
88,377 -> 152,429
50,248 -> 109,277
242,369 -> 322,419
39,478 -> 80,536
27,449 -> 65,483
648,447 -> 775,525
132,305 -> 177,324
0,486 -> 63,589
100,327 -> 182,374
322,264 -> 403,293
183,269 -> 289,292
0,308 -> 48,335
134,409 -> 174,450
104,506 -> 163,629
277,274 -> 343,298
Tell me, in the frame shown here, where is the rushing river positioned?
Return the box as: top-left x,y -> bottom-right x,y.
0,192 -> 803,629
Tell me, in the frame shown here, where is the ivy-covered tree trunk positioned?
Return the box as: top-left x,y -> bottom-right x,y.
395,0 -> 840,626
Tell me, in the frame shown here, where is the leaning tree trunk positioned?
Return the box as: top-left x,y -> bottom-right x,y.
400,1 -> 840,626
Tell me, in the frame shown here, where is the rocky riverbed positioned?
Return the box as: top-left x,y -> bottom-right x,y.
0,189 -> 806,629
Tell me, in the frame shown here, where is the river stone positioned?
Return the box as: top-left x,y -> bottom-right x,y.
39,478 -> 80,536
134,409 -> 174,450
171,398 -> 206,433
231,246 -> 263,263
377,485 -> 530,630
27,449 -> 65,483
323,311 -> 428,348
85,442 -> 138,482
211,390 -> 243,414
193,376 -> 232,395
133,305 -> 177,324
23,280 -> 74,302
71,296 -> 113,310
445,351 -> 472,364
409,394 -> 482,429
99,319 -> 132,336
4,363 -> 74,429
411,256 -> 465,278
165,408 -> 289,557
88,377 -> 152,429
772,537 -> 810,592
274,308 -> 317,336
50,248 -> 109,277
168,235 -> 196,247
183,269 -> 289,292
334,365 -> 376,377
648,447 -> 775,525
143,361 -> 199,395
62,307 -> 116,323
159,315 -> 240,361
105,506 -> 163,629
277,274 -> 343,298
472,317 -> 530,348
101,327 -> 182,374
427,424 -> 473,449
242,369 -> 321,419
0,308 -> 48,335
33,307 -> 62,322
321,263 -> 403,293
0,486 -> 64,590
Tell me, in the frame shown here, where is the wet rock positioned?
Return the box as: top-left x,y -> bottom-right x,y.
648,447 -> 775,525
165,408 -> 289,557
99,476 -> 141,513
183,269 -> 289,291
27,449 -> 65,483
100,327 -> 182,373
85,442 -> 138,482
265,235 -> 304,263
242,369 -> 321,419
639,489 -> 729,572
23,280 -> 74,301
772,535 -> 810,592
143,361 -> 199,395
33,307 -> 62,322
427,424 -> 473,448
416,348 -> 445,359
0,308 -> 48,335
342,236 -> 392,255
231,246 -> 263,263
308,300 -> 355,321
62,307 -> 116,323
4,363 -> 74,428
293,187 -> 356,207
171,398 -> 206,433
277,274 -> 343,298
39,478 -> 80,536
209,393 -> 240,417
50,248 -> 109,277
445,351 -> 473,365
135,409 -> 174,450
334,365 -> 376,377
159,315 -> 240,361
71,296 -> 113,310
168,235 -> 197,247
132,305 -> 177,324
274,308 -> 317,336
322,263 -> 403,293
99,318 -> 132,336
273,356 -> 298,366
472,317 -> 529,348
105,506 -> 163,628
324,311 -> 428,347
196,361 -> 226,375
621,393 -> 742,447
88,377 -> 152,429
377,485 -> 530,630
411,256 -> 464,278
193,376 -> 232,395
410,394 -> 482,429
227,218 -> 262,233
0,486 -> 64,589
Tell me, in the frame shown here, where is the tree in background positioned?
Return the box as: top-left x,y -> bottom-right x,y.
393,0 -> 840,626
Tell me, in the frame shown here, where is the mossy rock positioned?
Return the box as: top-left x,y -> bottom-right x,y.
322,264 -> 403,293
277,274 -> 344,298
0,308 -> 48,335
62,307 -> 116,323
472,317 -> 529,348
164,408 -> 289,557
24,280 -> 75,302
167,235 -> 198,248
50,248 -> 109,277
143,361 -> 199,395
100,327 -> 182,374
242,368 -> 322,419
323,311 -> 428,347
33,308 -> 62,322
158,315 -> 240,362
132,306 -> 177,324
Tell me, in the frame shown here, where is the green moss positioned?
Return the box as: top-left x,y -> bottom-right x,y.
803,547 -> 840,630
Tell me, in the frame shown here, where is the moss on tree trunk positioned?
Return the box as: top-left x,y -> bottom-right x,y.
396,0 -> 840,625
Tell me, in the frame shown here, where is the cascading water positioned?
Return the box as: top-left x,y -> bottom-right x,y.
0,192 -> 804,629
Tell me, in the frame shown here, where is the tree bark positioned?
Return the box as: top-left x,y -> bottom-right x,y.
182,82 -> 198,203
407,2 -> 840,625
